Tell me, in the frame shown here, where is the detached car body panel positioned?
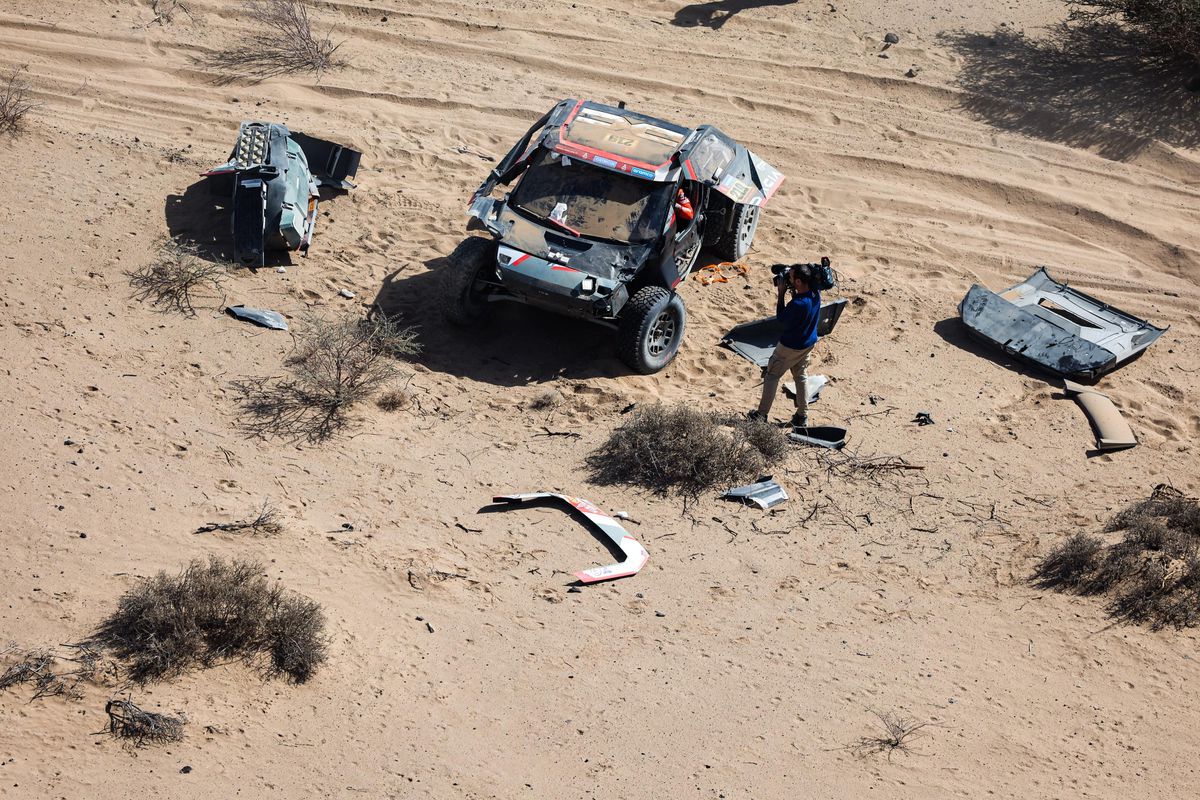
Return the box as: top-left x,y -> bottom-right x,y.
205,121 -> 361,266
958,267 -> 1166,380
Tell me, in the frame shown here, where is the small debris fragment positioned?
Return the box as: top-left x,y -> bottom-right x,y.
884,32 -> 900,44
914,411 -> 934,426
180,766 -> 193,774
425,622 -> 435,633
905,66 -> 920,78
567,586 -> 581,593
275,266 -> 287,274
338,289 -> 355,299
655,611 -> 666,618
226,305 -> 288,331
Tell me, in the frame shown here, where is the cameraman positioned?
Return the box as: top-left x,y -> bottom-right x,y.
750,263 -> 821,428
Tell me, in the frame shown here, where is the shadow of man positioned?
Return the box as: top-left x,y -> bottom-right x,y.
672,0 -> 798,29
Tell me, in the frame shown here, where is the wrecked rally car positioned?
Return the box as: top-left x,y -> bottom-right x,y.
205,121 -> 361,267
445,99 -> 784,373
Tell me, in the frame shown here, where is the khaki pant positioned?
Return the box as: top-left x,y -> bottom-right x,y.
757,343 -> 814,419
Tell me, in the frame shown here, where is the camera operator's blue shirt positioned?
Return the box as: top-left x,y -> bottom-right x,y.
777,289 -> 821,350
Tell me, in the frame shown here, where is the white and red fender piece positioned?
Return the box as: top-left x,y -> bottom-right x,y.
490,493 -> 649,583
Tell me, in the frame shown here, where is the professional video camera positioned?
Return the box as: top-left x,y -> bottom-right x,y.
770,257 -> 836,291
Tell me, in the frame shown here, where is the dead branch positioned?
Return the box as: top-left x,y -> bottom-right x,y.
196,499 -> 284,536
104,697 -> 186,746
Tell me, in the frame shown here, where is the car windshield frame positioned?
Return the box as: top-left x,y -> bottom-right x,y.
509,149 -> 673,245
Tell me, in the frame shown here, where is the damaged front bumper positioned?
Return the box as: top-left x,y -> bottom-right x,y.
490,245 -> 629,322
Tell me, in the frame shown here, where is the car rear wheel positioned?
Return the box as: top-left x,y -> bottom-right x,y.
713,203 -> 759,260
443,236 -> 497,326
618,286 -> 687,374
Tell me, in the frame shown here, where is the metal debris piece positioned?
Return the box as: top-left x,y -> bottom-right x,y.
225,305 -> 288,330
338,289 -> 355,299
914,411 -> 934,426
783,374 -> 828,403
721,300 -> 848,367
788,425 -> 848,449
722,477 -> 788,509
958,267 -> 1166,379
489,493 -> 648,583
1062,380 -> 1137,451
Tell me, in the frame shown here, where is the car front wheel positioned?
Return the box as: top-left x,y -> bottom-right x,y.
442,236 -> 497,326
618,286 -> 687,374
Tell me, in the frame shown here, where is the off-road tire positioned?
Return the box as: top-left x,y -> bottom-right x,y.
713,203 -> 760,261
618,286 -> 687,374
442,236 -> 496,326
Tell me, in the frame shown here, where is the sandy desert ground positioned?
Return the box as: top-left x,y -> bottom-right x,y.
1,0 -> 1199,797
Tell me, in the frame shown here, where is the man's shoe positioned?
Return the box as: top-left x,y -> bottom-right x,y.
747,410 -> 766,422
791,412 -> 809,429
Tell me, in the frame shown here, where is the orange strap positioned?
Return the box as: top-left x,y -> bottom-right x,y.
692,261 -> 749,285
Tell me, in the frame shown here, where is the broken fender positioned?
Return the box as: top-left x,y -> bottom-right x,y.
489,493 -> 648,583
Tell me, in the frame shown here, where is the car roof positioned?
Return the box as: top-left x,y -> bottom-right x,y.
554,100 -> 693,177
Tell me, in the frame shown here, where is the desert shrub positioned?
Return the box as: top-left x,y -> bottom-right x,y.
0,65 -> 35,137
376,388 -> 410,412
586,404 -> 786,498
851,710 -> 929,760
1032,532 -> 1104,589
128,236 -> 226,316
205,0 -> 343,81
234,312 -> 419,442
731,415 -> 789,465
105,697 -> 186,746
1033,485 -> 1200,629
262,596 -> 326,682
93,556 -> 327,683
1069,0 -> 1200,65
529,389 -> 563,411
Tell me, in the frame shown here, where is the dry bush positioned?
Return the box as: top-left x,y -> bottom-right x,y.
586,404 -> 786,498
376,388 -> 410,412
1069,0 -> 1200,65
93,556 -> 327,683
145,0 -> 194,26
1033,485 -> 1200,629
529,389 -> 564,411
262,596 -> 326,682
852,710 -> 929,760
1032,532 -> 1104,590
0,643 -> 113,701
234,313 -> 419,442
0,65 -> 36,137
196,499 -> 285,536
104,697 -> 186,747
128,236 -> 227,316
204,0 -> 343,82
